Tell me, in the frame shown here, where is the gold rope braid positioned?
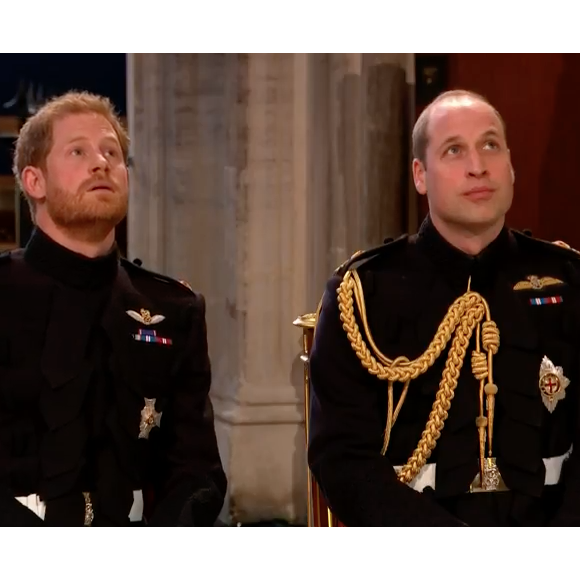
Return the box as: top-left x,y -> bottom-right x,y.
336,269 -> 500,485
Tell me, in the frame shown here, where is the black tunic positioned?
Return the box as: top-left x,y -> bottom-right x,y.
0,228 -> 226,526
308,215 -> 580,526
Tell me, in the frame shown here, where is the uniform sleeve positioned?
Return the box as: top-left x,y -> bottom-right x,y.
546,262 -> 580,526
149,293 -> 227,526
0,484 -> 45,526
307,275 -> 465,526
548,352 -> 580,525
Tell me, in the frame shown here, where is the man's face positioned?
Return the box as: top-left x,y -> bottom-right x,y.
413,98 -> 514,232
36,112 -> 128,231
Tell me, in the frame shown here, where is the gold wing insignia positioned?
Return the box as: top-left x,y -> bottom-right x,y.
126,308 -> 166,325
513,275 -> 565,291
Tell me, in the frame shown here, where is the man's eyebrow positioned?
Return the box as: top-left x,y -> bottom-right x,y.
437,135 -> 462,150
63,135 -> 120,145
482,128 -> 501,137
64,136 -> 87,144
437,128 -> 502,150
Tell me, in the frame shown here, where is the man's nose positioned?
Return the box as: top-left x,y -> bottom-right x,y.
465,150 -> 488,178
90,151 -> 109,173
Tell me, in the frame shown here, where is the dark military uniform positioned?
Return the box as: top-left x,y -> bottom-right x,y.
0,227 -> 226,526
308,215 -> 580,526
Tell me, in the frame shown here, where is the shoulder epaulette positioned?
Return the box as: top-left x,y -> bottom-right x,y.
120,257 -> 195,294
512,229 -> 580,261
0,248 -> 21,266
550,240 -> 580,257
334,234 -> 408,277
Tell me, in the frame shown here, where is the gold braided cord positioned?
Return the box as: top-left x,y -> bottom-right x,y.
336,268 -> 500,485
471,351 -> 488,380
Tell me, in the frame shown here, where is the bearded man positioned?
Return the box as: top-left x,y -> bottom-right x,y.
0,91 -> 226,526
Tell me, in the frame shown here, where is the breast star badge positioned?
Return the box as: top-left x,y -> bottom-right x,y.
539,356 -> 570,413
139,398 -> 162,439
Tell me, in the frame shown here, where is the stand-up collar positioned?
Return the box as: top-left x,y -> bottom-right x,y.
24,227 -> 119,291
415,214 -> 513,293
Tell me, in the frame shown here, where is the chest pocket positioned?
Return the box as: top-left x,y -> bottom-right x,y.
102,300 -> 191,403
107,324 -> 181,400
518,281 -> 570,336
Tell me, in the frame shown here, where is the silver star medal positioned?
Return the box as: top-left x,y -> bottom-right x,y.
139,398 -> 162,439
539,356 -> 570,413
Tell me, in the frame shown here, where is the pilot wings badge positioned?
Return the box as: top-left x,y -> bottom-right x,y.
539,356 -> 570,413
139,398 -> 162,439
126,308 -> 165,325
513,275 -> 565,291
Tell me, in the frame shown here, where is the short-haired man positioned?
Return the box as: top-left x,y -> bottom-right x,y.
308,90 -> 580,526
0,91 -> 226,526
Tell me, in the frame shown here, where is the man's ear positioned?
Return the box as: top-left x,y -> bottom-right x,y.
21,166 -> 47,202
413,158 -> 427,195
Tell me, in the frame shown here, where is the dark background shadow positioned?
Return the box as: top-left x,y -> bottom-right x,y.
538,53 -> 580,246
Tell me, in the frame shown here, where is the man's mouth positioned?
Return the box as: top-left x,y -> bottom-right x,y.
463,186 -> 495,201
87,183 -> 114,192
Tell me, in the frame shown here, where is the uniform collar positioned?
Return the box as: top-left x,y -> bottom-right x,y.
415,214 -> 513,294
24,227 -> 119,291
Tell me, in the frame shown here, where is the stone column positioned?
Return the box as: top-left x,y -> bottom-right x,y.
127,53 -> 414,525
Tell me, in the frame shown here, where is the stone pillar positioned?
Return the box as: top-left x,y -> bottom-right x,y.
126,53 -> 414,524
